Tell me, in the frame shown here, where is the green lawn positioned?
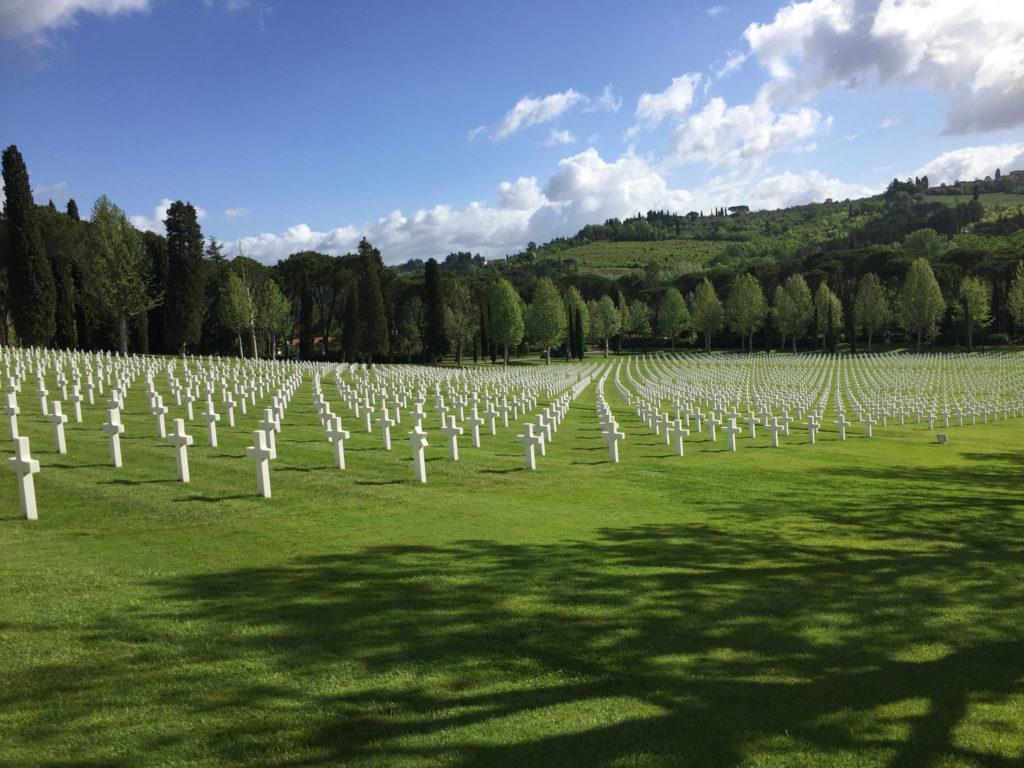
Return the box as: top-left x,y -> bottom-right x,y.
2,359 -> 1022,767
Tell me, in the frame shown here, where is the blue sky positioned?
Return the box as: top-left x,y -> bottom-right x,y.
2,0 -> 1022,264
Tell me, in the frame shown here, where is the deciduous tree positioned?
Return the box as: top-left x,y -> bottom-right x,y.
898,257 -> 945,352
689,278 -> 723,352
657,287 -> 690,349
525,277 -> 566,364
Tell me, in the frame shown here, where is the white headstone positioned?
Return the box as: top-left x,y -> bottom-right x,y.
8,435 -> 41,520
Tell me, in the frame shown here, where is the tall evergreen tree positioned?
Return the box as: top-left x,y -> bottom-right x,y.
2,145 -> 56,347
66,198 -> 80,221
163,201 -> 206,354
422,257 -> 447,363
356,238 -> 389,362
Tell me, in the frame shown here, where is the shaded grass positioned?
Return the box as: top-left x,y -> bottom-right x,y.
1,372 -> 1022,767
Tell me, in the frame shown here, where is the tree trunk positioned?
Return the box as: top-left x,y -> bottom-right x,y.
250,327 -> 258,359
705,331 -> 710,352
503,345 -> 510,368
792,336 -> 797,354
237,333 -> 244,358
867,330 -> 873,351
604,338 -> 609,358
916,329 -> 922,353
545,347 -> 551,364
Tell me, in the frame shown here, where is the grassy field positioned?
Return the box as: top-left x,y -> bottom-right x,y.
543,239 -> 730,279
2,359 -> 1023,767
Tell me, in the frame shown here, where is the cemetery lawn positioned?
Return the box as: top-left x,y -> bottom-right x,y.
2,373 -> 1023,767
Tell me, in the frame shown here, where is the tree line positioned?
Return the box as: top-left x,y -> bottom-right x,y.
4,144 -> 1024,362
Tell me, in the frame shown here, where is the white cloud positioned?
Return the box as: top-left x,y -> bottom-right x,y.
666,91 -> 829,168
706,5 -> 727,16
222,145 -> 899,266
227,149 -> 702,265
744,0 -> 1024,133
879,116 -> 901,129
489,86 -> 620,141
544,129 -> 575,146
492,89 -> 585,141
130,198 -> 207,233
224,207 -> 249,219
716,51 -> 748,79
467,125 -> 486,142
0,0 -> 150,39
595,84 -> 622,113
633,74 -> 702,132
743,170 -> 876,210
913,143 -> 1024,185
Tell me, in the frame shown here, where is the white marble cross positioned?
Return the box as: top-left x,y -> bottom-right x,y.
722,417 -> 742,452
375,408 -> 396,450
3,392 -> 20,440
516,422 -> 542,470
46,400 -> 68,455
464,407 -> 485,448
258,408 -> 278,460
408,427 -> 429,483
764,417 -> 784,448
150,394 -> 169,438
8,435 -> 40,520
167,418 -> 194,482
833,413 -> 851,440
667,419 -> 689,457
440,415 -> 464,460
246,429 -> 273,498
200,399 -> 220,447
601,421 -> 625,462
102,408 -> 125,467
325,416 -> 350,469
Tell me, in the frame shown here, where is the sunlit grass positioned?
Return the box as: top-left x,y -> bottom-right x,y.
1,365 -> 1022,767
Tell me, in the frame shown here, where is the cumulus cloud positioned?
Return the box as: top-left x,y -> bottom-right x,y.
632,74 -> 702,132
130,198 -> 207,233
912,143 -> 1024,185
492,89 -> 585,141
666,91 -> 829,168
744,0 -> 1024,133
0,0 -> 150,39
224,149 -> 706,265
743,170 -> 876,210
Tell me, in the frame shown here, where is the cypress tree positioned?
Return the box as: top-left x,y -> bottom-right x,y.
356,238 -> 389,363
2,145 -> 56,347
422,257 -> 447,363
163,201 -> 206,354
66,198 -> 80,221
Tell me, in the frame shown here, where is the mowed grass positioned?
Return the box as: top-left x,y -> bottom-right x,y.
2,364 -> 1023,767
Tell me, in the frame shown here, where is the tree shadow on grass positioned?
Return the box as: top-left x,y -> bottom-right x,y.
7,505 -> 1022,767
